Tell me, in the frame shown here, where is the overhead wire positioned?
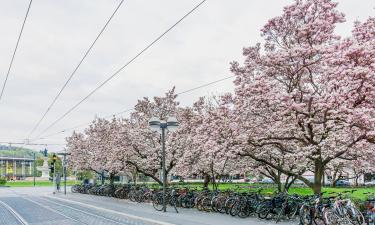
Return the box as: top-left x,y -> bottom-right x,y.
0,141 -> 65,146
26,0 -> 125,139
31,0 -> 207,140
32,74 -> 234,141
0,0 -> 33,102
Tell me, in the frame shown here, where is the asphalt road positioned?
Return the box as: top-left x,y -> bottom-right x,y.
0,187 -> 297,225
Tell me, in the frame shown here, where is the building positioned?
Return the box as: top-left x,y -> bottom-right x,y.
0,156 -> 35,180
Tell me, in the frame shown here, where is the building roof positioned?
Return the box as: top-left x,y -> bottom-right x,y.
0,156 -> 34,161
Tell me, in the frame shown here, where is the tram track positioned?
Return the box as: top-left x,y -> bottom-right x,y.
36,196 -> 126,225
0,199 -> 28,225
21,196 -> 85,225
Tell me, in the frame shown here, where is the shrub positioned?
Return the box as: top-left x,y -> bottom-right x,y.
0,177 -> 7,186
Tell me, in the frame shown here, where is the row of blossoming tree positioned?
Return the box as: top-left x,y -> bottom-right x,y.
67,0 -> 375,194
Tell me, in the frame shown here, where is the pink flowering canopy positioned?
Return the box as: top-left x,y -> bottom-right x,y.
231,0 -> 375,193
66,0 -> 375,193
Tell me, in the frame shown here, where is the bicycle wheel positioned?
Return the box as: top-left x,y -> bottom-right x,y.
136,194 -> 144,203
216,199 -> 226,214
299,205 -> 313,225
258,207 -> 272,220
287,202 -> 300,220
347,207 -> 365,225
129,192 -> 136,202
211,197 -> 218,212
237,202 -> 251,218
170,196 -> 179,213
201,197 -> 211,212
323,208 -> 340,225
196,197 -> 204,211
186,198 -> 195,208
229,201 -> 240,217
71,185 -> 78,193
152,195 -> 164,211
225,198 -> 236,214
276,204 -> 286,223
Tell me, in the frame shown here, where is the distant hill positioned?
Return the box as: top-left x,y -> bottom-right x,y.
0,145 -> 43,159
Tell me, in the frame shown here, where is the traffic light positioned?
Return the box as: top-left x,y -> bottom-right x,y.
52,154 -> 57,163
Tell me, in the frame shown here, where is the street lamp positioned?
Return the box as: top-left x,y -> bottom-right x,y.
148,116 -> 179,212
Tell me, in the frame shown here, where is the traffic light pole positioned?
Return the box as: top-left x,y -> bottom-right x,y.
63,154 -> 67,195
53,162 -> 56,194
33,152 -> 36,187
52,153 -> 57,194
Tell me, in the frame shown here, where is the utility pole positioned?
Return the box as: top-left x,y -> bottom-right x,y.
33,152 -> 36,187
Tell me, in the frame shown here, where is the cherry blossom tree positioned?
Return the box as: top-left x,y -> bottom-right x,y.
231,0 -> 375,194
116,88 -> 184,185
66,131 -> 88,171
67,117 -> 127,184
66,2 -> 375,192
325,159 -> 345,187
175,95 -> 243,189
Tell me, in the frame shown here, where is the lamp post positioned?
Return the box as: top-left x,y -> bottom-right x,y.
148,116 -> 179,212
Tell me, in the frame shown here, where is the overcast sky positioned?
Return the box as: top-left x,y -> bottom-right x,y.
0,0 -> 373,152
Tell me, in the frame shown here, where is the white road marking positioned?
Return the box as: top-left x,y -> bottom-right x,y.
46,195 -> 176,225
0,199 -> 29,225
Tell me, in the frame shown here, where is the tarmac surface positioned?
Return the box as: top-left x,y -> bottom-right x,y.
0,186 -> 297,225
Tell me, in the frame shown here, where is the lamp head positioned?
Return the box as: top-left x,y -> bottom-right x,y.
167,116 -> 179,132
148,117 -> 161,132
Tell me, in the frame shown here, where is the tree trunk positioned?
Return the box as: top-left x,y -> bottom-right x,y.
215,175 -> 221,190
276,177 -> 282,192
101,171 -> 105,185
355,175 -> 359,187
313,160 -> 324,194
284,175 -> 296,191
212,175 -> 217,191
260,168 -> 282,192
331,170 -> 337,187
109,173 -> 115,185
203,174 -> 210,189
132,171 -> 137,185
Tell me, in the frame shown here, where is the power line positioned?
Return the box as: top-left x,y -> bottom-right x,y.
32,0 -> 207,139
176,75 -> 234,95
0,0 -> 33,102
32,74 -> 233,141
26,0 -> 125,139
0,141 -> 65,146
35,108 -> 133,141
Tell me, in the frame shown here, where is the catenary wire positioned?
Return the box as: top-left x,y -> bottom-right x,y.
26,0 -> 125,139
0,0 -> 33,102
32,74 -> 234,141
31,0 -> 207,140
0,141 -> 65,146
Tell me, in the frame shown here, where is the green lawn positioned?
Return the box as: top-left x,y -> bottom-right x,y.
165,182 -> 375,200
2,180 -> 76,187
4,180 -> 373,200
